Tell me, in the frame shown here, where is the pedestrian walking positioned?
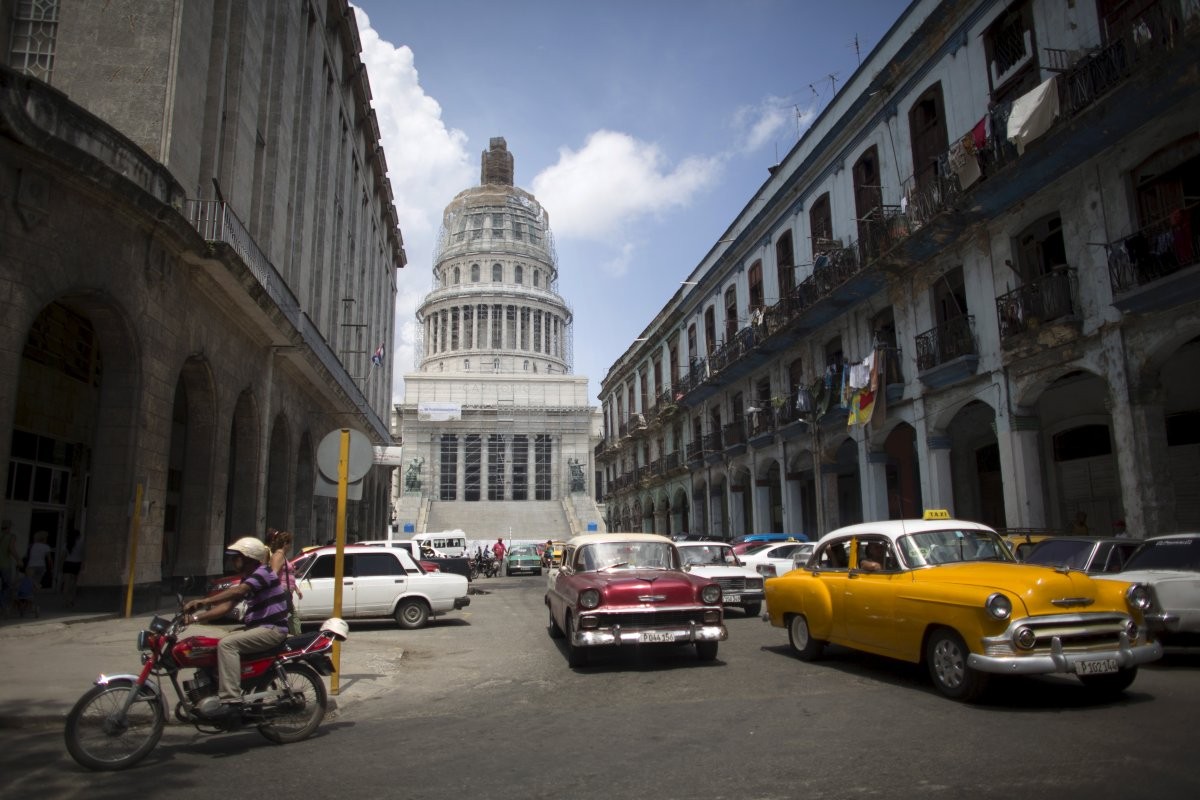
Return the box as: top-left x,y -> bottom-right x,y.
62,529 -> 85,607
25,530 -> 53,591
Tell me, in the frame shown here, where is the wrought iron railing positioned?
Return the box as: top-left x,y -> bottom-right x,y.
995,266 -> 1078,339
723,422 -> 747,448
184,200 -> 388,439
1106,202 -> 1200,294
915,315 -> 977,372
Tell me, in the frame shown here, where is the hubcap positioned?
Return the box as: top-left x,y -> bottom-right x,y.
792,617 -> 809,648
933,639 -> 964,688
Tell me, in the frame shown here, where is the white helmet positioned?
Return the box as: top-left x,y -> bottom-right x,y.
226,536 -> 269,563
321,617 -> 349,641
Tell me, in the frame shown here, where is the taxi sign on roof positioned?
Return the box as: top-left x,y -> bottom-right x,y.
922,509 -> 951,520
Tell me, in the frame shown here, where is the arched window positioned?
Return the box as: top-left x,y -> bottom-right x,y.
464,359 -> 471,371
471,263 -> 480,282
493,358 -> 500,370
533,270 -> 540,287
492,263 -> 502,282
523,360 -> 530,371
515,265 -> 524,284
453,265 -> 461,284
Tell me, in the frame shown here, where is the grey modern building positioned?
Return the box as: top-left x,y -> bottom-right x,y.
597,0 -> 1200,541
0,0 -> 403,607
394,138 -> 603,540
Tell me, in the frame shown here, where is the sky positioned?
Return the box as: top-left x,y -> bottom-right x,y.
350,0 -> 907,406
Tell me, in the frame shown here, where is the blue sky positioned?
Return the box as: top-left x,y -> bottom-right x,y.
351,1 -> 905,405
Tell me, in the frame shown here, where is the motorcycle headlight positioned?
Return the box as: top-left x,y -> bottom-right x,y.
701,584 -> 721,604
985,592 -> 1012,620
1126,583 -> 1152,611
579,589 -> 601,609
137,631 -> 153,651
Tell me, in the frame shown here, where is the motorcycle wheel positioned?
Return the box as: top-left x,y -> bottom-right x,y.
257,663 -> 327,744
64,680 -> 165,771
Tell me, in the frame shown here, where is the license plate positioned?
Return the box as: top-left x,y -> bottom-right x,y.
724,594 -> 741,603
639,631 -> 675,643
1076,658 -> 1118,675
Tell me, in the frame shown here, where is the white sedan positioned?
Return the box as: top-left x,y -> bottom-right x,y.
292,545 -> 470,629
739,541 -> 814,579
676,541 -> 766,616
1097,533 -> 1200,648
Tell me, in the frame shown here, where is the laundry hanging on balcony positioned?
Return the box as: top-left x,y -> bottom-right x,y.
1006,76 -> 1060,155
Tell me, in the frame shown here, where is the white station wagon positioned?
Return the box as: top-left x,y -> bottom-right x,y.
292,545 -> 470,629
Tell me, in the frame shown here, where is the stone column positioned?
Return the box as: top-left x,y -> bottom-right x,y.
997,414 -> 1047,529
923,434 -> 954,513
1111,380 -> 1175,536
863,447 -> 890,522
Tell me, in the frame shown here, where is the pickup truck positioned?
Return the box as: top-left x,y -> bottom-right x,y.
361,539 -> 472,581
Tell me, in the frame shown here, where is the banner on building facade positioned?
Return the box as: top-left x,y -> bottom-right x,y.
418,402 -> 462,421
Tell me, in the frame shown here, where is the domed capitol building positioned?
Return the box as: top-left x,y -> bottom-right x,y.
393,138 -> 604,538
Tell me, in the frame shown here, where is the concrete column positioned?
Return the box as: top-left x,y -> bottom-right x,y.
863,447 -> 890,522
923,434 -> 954,513
1111,384 -> 1175,537
997,414 -> 1048,528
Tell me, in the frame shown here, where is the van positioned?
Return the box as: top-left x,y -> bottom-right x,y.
412,530 -> 468,557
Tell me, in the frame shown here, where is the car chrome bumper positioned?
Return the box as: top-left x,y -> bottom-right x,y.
968,634 -> 1162,675
453,596 -> 471,610
572,623 -> 728,648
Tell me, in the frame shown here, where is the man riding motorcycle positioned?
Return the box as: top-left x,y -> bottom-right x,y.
183,537 -> 289,718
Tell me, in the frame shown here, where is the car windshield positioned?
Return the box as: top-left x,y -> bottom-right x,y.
1024,539 -> 1093,569
577,541 -> 678,571
897,529 -> 1013,567
679,544 -> 738,566
741,543 -> 774,556
1123,537 -> 1200,572
510,546 -> 537,557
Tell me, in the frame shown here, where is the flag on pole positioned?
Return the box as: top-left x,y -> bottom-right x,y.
371,342 -> 385,367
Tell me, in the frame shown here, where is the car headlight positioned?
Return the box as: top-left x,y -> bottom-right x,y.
985,592 -> 1012,620
1126,583 -> 1152,611
746,577 -> 764,590
579,589 -> 600,609
701,584 -> 721,604
1125,620 -> 1140,642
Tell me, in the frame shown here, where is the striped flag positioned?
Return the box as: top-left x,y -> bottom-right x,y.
371,342 -> 385,367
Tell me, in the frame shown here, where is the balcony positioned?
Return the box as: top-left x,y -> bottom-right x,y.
686,441 -> 704,463
1106,203 -> 1200,314
995,266 -> 1080,342
915,315 -> 979,389
723,421 -> 747,456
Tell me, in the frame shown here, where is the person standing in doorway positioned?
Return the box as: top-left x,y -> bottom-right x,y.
26,531 -> 53,591
62,529 -> 85,607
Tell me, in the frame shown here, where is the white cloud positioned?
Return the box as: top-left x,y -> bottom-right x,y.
732,95 -> 796,155
354,6 -> 473,398
530,130 -> 721,241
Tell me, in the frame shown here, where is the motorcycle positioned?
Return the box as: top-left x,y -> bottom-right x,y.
63,601 -> 348,771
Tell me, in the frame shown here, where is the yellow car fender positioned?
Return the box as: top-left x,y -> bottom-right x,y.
765,570 -> 836,641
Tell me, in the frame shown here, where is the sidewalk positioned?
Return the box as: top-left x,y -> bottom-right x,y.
0,592 -> 398,729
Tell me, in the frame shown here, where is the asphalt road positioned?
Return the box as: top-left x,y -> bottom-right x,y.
4,575 -> 1200,799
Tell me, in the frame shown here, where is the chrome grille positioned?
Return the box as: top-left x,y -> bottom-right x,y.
983,612 -> 1133,656
714,576 -> 760,592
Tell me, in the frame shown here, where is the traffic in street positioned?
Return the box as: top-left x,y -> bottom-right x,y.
2,572 -> 1199,799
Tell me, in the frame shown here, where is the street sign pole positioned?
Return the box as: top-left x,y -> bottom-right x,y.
331,429 -> 350,694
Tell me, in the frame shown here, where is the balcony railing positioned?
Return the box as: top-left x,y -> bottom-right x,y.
995,266 -> 1079,339
663,451 -> 681,472
686,441 -> 704,462
915,315 -> 977,372
184,200 -> 388,440
723,421 -> 746,449
1106,202 -> 1200,294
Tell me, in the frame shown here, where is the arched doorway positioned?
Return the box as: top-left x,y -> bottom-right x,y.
225,391 -> 260,541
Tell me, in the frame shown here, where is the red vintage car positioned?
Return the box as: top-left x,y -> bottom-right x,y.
544,533 -> 727,667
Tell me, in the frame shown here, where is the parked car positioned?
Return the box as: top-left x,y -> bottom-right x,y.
1097,533 -> 1200,648
763,511 -> 1161,702
505,544 -> 543,576
544,533 -> 727,667
292,545 -> 470,629
739,540 -> 813,579
358,540 -> 443,573
1000,532 -> 1057,562
1022,537 -> 1140,574
675,541 -> 765,616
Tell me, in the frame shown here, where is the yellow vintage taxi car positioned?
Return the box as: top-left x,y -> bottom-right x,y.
763,511 -> 1162,701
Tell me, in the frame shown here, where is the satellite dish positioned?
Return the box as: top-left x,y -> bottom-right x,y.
316,429 -> 373,482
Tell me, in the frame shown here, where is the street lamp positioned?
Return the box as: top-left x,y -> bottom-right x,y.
795,387 -> 826,539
